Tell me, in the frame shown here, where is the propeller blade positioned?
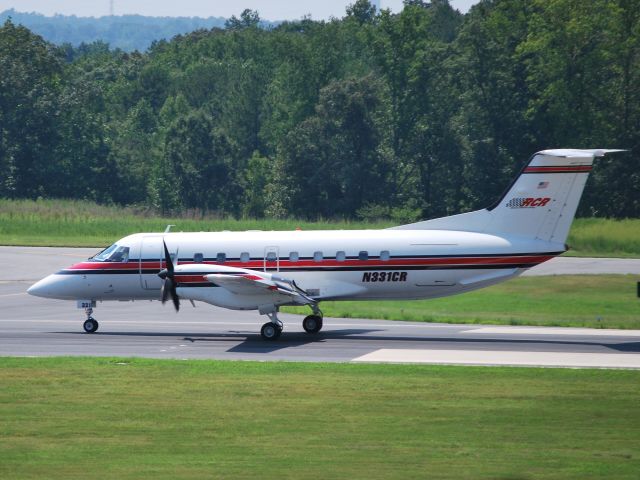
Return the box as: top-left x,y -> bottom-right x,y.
160,277 -> 180,311
163,240 -> 174,275
161,278 -> 172,304
171,288 -> 180,312
159,241 -> 179,311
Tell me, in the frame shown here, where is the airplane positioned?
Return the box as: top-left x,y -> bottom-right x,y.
27,148 -> 622,340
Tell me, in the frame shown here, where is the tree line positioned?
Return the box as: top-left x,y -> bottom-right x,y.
0,0 -> 638,222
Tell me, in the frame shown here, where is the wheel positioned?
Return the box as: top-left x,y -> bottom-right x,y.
83,318 -> 99,334
261,322 -> 281,340
302,315 -> 323,334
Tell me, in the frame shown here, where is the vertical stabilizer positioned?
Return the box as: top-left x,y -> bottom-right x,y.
392,149 -> 623,244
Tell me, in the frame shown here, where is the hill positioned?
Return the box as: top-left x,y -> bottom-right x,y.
0,9 -> 231,51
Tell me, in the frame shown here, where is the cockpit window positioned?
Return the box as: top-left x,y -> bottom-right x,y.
93,244 -> 130,262
111,247 -> 130,262
93,244 -> 118,261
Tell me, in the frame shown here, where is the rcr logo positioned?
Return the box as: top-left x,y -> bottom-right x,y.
506,197 -> 551,208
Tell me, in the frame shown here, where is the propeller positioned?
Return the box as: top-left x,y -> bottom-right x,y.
158,240 -> 180,311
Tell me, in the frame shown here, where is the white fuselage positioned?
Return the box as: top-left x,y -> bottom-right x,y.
29,229 -> 563,310
26,148 -> 616,339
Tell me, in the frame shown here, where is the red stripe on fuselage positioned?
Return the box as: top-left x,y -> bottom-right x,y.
66,262 -> 142,270
524,165 -> 592,173
61,254 -> 556,272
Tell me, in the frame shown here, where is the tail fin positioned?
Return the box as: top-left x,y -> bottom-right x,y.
392,149 -> 623,244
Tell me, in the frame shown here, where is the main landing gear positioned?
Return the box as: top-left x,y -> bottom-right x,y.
302,304 -> 323,334
302,315 -> 323,334
260,310 -> 283,340
258,304 -> 324,340
83,306 -> 99,333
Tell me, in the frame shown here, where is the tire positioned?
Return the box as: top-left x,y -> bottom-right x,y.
302,315 -> 323,334
261,322 -> 281,340
83,318 -> 99,333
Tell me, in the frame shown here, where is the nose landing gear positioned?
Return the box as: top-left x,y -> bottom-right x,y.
83,306 -> 99,333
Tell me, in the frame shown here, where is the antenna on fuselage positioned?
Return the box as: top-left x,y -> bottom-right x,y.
164,224 -> 175,233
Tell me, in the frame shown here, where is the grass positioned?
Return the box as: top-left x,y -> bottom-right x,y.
566,218 -> 640,258
0,198 -> 638,257
0,198 -> 393,247
0,357 -> 638,479
285,275 -> 640,329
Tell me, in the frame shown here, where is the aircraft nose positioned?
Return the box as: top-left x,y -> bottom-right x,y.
27,275 -> 54,298
26,283 -> 37,295
27,274 -> 75,299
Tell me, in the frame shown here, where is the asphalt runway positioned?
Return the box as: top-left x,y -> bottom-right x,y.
1,246 -> 639,367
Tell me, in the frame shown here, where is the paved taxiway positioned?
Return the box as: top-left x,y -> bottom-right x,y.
1,246 -> 639,367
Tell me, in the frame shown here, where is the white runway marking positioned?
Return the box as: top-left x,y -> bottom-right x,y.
353,349 -> 640,369
463,327 -> 640,337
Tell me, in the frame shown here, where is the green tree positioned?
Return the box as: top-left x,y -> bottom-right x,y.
346,0 -> 378,25
161,111 -> 234,213
273,75 -> 391,218
0,20 -> 63,198
371,2 -> 464,216
107,99 -> 159,204
517,0 -> 640,217
242,151 -> 271,218
452,1 -> 534,210
225,9 -> 261,30
53,77 -> 112,201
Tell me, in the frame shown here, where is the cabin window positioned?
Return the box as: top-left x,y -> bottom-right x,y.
289,251 -> 299,262
240,252 -> 250,263
266,251 -> 277,262
313,251 -> 323,262
193,253 -> 204,263
380,250 -> 390,261
216,252 -> 226,263
336,251 -> 346,262
358,251 -> 369,261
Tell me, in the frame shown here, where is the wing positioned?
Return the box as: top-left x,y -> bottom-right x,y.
205,273 -> 315,305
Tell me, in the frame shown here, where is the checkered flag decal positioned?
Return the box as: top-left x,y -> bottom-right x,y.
506,198 -> 526,208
